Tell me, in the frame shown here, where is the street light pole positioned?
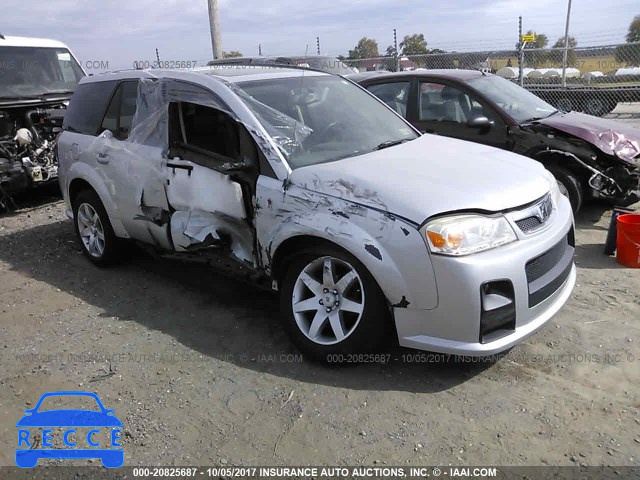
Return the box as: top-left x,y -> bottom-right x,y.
207,0 -> 223,60
561,0 -> 572,87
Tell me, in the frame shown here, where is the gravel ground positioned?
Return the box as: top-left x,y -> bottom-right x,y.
0,166 -> 639,469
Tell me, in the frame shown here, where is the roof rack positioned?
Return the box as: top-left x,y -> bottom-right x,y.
205,60 -> 331,76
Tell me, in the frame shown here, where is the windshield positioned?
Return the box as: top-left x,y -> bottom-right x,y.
467,75 -> 557,124
234,75 -> 418,168
0,46 -> 84,98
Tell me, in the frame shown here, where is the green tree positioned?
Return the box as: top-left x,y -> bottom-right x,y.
399,33 -> 428,55
223,51 -> 243,58
348,37 -> 379,59
553,36 -> 578,67
615,15 -> 640,66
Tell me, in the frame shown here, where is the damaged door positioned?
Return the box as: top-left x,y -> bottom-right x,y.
144,97 -> 259,265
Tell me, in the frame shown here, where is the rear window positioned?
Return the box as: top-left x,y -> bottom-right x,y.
63,80 -> 118,135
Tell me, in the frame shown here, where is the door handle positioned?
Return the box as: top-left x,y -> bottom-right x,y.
97,153 -> 110,164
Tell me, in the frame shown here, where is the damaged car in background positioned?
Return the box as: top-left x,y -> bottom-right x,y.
354,70 -> 640,213
58,66 -> 575,361
0,35 -> 84,209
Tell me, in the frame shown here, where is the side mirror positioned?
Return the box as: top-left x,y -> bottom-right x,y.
467,116 -> 493,129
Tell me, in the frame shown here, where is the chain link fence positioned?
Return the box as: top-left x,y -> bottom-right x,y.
343,42 -> 640,117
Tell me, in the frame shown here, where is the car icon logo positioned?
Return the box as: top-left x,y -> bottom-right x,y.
15,391 -> 123,468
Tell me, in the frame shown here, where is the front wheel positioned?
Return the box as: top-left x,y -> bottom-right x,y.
280,247 -> 390,362
546,166 -> 584,214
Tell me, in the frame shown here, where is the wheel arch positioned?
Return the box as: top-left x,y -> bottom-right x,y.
267,219 -> 437,311
66,165 -> 128,238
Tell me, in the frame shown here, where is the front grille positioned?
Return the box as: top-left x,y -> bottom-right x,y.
526,239 -> 567,283
526,229 -> 575,307
516,216 -> 542,233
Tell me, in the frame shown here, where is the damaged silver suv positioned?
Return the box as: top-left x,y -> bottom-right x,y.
58,66 -> 576,361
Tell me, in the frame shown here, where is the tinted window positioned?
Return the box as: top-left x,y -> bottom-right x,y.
63,81 -> 118,135
100,81 -> 138,140
366,82 -> 411,117
419,81 -> 498,124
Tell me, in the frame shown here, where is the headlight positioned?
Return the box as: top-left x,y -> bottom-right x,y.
423,214 -> 517,256
544,169 -> 563,208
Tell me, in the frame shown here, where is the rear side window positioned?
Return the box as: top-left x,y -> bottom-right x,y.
100,81 -> 139,140
63,80 -> 118,135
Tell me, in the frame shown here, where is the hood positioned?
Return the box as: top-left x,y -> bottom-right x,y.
290,134 -> 551,223
537,111 -> 640,164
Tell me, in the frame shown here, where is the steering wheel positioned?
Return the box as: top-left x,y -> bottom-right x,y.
311,121 -> 347,145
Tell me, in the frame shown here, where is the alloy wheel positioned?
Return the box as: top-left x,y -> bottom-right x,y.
77,202 -> 106,258
291,256 -> 365,345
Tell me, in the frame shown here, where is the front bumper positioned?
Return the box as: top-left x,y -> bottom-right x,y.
394,194 -> 576,356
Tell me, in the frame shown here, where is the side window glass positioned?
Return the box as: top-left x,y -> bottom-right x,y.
367,82 -> 410,118
419,82 -> 473,124
100,88 -> 120,133
99,81 -> 138,140
119,81 -> 139,138
63,80 -> 118,135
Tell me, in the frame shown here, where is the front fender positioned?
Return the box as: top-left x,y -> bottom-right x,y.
256,178 -> 438,310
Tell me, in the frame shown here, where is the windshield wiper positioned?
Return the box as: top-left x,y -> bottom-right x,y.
0,95 -> 46,100
374,139 -> 410,151
524,110 -> 560,123
43,90 -> 74,95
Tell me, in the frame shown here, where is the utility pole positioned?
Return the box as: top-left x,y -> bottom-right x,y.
518,16 -> 524,87
316,37 -> 320,55
394,28 -> 399,72
561,0 -> 572,87
207,0 -> 223,60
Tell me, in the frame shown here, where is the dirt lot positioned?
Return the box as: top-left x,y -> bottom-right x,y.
0,190 -> 639,470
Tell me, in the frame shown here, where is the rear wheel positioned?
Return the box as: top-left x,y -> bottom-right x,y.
546,166 -> 584,214
583,97 -> 611,117
72,190 -> 122,266
556,97 -> 574,112
280,246 -> 390,362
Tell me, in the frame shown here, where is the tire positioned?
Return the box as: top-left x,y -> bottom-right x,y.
279,246 -> 390,362
546,166 -> 584,214
556,97 -> 574,112
72,189 -> 122,266
582,97 -> 610,117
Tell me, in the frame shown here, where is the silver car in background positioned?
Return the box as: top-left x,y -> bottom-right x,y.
57,66 -> 575,361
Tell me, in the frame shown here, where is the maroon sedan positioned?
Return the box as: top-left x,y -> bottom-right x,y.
353,70 -> 640,212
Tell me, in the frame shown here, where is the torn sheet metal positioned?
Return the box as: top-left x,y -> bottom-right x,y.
171,210 -> 254,263
165,159 -> 246,219
538,111 -> 640,165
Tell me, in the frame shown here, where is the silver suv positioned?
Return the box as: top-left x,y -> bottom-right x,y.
57,66 -> 576,361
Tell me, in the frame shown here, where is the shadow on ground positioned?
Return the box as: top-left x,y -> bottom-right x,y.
0,219 -> 497,393
0,184 -> 62,216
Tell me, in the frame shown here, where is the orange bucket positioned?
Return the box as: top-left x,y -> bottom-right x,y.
616,214 -> 640,268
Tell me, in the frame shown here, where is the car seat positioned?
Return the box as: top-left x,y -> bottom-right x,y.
440,86 -> 466,123
376,89 -> 407,117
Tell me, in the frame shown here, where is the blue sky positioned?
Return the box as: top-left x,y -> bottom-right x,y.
2,0 -> 637,71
